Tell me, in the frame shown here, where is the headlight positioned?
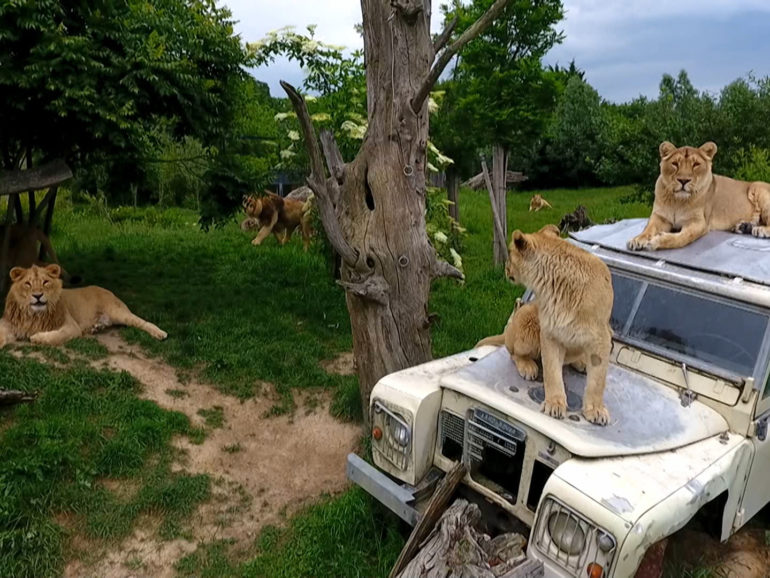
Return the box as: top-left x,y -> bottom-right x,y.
388,415 -> 411,447
535,497 -> 617,576
547,511 -> 586,555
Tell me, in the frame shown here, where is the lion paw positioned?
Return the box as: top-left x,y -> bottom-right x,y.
30,333 -> 54,346
583,404 -> 611,426
627,236 -> 652,251
542,397 -> 567,419
734,221 -> 755,235
515,358 -> 539,380
152,329 -> 168,341
751,226 -> 770,239
251,237 -> 263,246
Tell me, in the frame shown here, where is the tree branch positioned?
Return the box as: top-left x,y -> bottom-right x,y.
280,81 -> 360,268
412,0 -> 512,112
320,129 -> 345,188
337,275 -> 390,305
432,258 -> 464,281
433,17 -> 457,53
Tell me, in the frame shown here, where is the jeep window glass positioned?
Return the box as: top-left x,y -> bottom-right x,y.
628,285 -> 767,376
609,273 -> 643,333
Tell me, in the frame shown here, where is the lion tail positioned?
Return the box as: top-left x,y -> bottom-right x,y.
474,333 -> 505,348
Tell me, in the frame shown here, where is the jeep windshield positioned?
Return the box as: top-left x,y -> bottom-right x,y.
610,271 -> 770,379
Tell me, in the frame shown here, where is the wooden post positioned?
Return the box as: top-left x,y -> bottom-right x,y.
481,156 -> 507,266
492,144 -> 508,266
389,462 -> 466,578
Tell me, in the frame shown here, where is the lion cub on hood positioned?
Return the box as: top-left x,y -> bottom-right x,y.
506,225 -> 613,425
475,300 -> 586,380
0,264 -> 167,348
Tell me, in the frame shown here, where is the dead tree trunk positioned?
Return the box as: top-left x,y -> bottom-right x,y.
491,144 -> 508,266
284,0 -> 512,419
446,167 -> 459,223
481,156 -> 507,266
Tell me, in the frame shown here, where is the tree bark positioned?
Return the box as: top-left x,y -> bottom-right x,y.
492,144 -> 508,266
284,0 -> 511,420
446,167 -> 459,223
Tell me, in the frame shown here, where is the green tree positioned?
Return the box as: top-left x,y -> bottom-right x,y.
0,0 -> 247,189
446,0 -> 564,263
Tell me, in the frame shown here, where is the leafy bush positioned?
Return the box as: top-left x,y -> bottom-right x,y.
733,146 -> 770,183
426,187 -> 465,274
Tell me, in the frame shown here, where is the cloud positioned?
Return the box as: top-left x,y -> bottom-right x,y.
224,0 -> 770,103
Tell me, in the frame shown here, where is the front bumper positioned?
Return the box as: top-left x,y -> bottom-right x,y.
346,453 -> 420,526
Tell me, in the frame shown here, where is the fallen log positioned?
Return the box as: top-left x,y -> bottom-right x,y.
0,389 -> 37,405
394,498 -> 541,578
462,170 -> 527,191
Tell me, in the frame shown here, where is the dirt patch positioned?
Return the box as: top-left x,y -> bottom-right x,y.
665,527 -> 770,577
321,351 -> 356,376
62,330 -> 360,578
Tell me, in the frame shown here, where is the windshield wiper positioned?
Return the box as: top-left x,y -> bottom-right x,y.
680,362 -> 697,407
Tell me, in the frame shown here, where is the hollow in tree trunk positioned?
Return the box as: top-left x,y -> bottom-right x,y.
284,0 -> 513,421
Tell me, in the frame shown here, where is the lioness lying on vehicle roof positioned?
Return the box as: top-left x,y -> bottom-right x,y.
628,141 -> 770,251
0,264 -> 167,347
505,225 -> 613,425
475,300 -> 586,380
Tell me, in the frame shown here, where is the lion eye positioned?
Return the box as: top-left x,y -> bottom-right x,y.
43,280 -> 50,286
693,162 -> 700,168
24,282 -> 31,287
672,162 -> 679,169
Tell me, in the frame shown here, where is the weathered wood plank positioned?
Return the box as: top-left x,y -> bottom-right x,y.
0,159 -> 72,197
389,462 -> 466,578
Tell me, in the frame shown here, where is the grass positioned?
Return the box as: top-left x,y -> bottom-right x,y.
0,184 -> 648,577
0,355 -> 209,578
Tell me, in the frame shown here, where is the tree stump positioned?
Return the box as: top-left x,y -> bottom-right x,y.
0,389 -> 37,405
395,499 -> 540,578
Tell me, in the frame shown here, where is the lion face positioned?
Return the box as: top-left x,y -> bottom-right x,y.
658,141 -> 717,200
505,225 -> 560,284
529,195 -> 542,211
8,264 -> 63,314
242,194 -> 263,218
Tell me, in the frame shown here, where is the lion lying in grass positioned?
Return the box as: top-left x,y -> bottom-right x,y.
0,264 -> 166,348
505,225 -> 613,425
475,300 -> 586,380
529,194 -> 552,212
241,192 -> 314,251
628,141 -> 770,251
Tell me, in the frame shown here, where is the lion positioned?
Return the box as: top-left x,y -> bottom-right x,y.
529,194 -> 552,212
242,192 -> 314,251
506,224 -> 613,425
0,264 -> 167,348
628,141 -> 770,251
475,299 -> 586,380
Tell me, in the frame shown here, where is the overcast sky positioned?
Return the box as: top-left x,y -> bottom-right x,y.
223,0 -> 770,103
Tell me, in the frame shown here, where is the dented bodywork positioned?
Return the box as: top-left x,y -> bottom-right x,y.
350,222 -> 770,578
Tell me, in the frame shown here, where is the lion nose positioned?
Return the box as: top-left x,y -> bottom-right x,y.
677,178 -> 691,187
32,293 -> 43,301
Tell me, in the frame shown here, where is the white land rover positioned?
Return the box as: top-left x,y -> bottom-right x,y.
347,219 -> 770,578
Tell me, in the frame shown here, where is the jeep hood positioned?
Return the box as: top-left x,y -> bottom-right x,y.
439,347 -> 728,458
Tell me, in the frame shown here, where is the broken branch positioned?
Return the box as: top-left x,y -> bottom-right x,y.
280,81 -> 360,268
319,129 -> 345,187
413,0 -> 512,112
432,258 -> 464,281
0,389 -> 37,405
337,275 -> 390,305
433,16 -> 457,53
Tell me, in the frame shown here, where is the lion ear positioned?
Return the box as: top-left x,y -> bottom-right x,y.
511,230 -> 527,252
659,141 -> 676,158
9,267 -> 25,282
699,141 -> 717,160
45,264 -> 62,279
538,224 -> 560,238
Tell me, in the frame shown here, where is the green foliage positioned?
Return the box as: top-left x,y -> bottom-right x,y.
426,187 -> 465,273
0,0 -> 247,172
0,357 -> 208,578
446,0 -> 565,160
249,26 -> 367,162
734,146 -> 770,183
